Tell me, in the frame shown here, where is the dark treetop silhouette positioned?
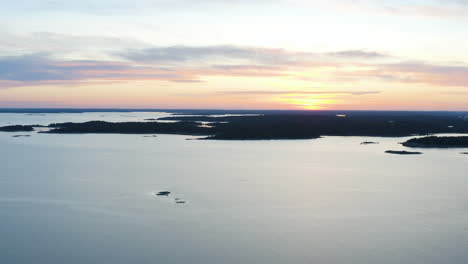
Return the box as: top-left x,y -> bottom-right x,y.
1,110 -> 468,140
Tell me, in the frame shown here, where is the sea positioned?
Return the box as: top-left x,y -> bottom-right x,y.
1,112 -> 468,264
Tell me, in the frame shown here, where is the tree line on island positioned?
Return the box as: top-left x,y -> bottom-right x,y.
1,111 -> 468,145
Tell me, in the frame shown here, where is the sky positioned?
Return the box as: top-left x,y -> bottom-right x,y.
1,0 -> 468,110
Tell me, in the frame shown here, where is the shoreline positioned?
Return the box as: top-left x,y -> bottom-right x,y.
2,111 -> 468,141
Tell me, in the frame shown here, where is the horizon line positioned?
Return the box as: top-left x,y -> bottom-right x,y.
0,107 -> 467,113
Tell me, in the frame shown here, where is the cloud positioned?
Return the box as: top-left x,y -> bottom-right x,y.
2,46 -> 468,90
218,90 -> 382,96
0,30 -> 150,58
358,0 -> 468,19
116,45 -> 390,70
0,54 -> 75,82
5,0 -> 468,21
328,50 -> 388,59
0,99 -> 68,108
116,45 -> 306,66
390,62 -> 468,87
347,61 -> 468,87
441,91 -> 468,95
0,54 -> 198,88
3,0 -> 279,13
0,50 -> 291,88
200,65 -> 287,77
0,54 -> 129,82
171,79 -> 205,83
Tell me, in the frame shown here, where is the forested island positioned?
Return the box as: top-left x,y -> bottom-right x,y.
1,110 -> 468,140
44,121 -> 208,135
385,150 -> 423,155
402,136 -> 468,148
0,125 -> 35,132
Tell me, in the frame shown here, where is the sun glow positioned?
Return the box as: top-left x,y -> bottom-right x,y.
275,93 -> 338,110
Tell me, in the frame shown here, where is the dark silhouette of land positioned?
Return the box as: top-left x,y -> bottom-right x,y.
158,111 -> 468,139
402,136 -> 468,148
385,150 -> 423,155
12,135 -> 31,138
44,121 -> 209,135
1,110 -> 468,140
361,141 -> 379,145
0,125 -> 35,132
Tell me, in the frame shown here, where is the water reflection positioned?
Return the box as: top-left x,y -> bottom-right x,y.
0,113 -> 468,264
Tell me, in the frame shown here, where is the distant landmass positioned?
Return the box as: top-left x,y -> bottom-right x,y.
1,110 -> 468,140
44,121 -> 208,135
402,136 -> 468,148
385,150 -> 423,155
0,125 -> 35,132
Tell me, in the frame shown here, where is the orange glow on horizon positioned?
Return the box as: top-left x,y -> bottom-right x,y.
274,93 -> 338,110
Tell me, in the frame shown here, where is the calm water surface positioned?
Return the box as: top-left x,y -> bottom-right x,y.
1,113 -> 468,264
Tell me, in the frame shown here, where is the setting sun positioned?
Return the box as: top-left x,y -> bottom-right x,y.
275,93 -> 338,110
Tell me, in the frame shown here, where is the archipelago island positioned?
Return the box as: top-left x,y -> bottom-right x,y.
1,110 -> 468,141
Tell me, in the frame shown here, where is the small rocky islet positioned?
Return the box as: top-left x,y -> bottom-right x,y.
155,191 -> 171,196
12,135 -> 31,138
175,198 -> 186,204
361,141 -> 379,145
155,191 -> 187,204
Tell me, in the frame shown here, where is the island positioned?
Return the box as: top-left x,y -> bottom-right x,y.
44,121 -> 210,135
0,125 -> 35,132
158,111 -> 468,138
175,198 -> 186,204
385,150 -> 423,155
402,136 -> 468,148
2,111 -> 468,140
12,135 -> 31,138
361,141 -> 379,145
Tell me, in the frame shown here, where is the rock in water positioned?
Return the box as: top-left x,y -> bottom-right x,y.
361,141 -> 379,145
12,135 -> 31,138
